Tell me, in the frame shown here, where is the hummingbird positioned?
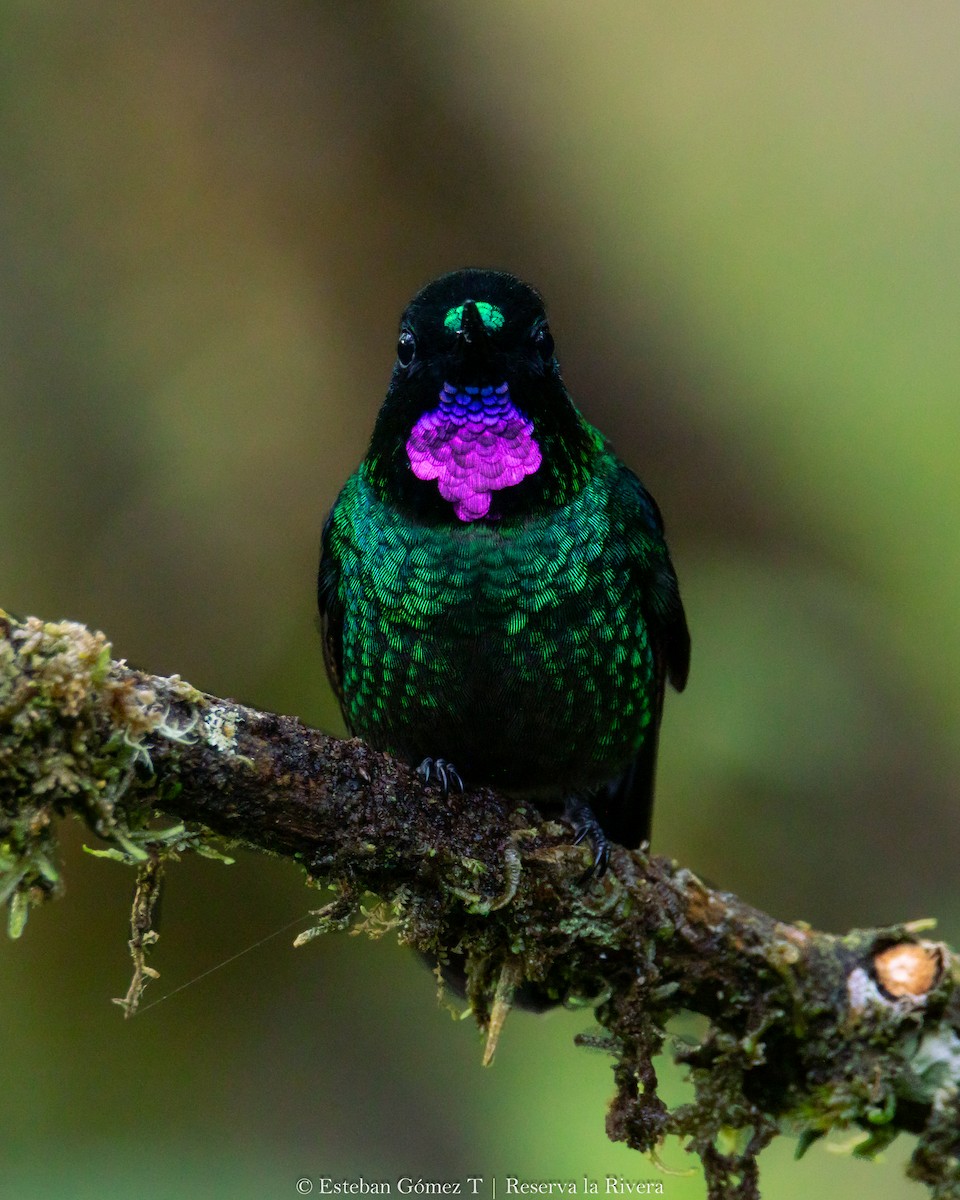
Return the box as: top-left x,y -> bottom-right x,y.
318,269 -> 689,874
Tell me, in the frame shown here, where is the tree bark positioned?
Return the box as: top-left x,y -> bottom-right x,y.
1,610 -> 958,1200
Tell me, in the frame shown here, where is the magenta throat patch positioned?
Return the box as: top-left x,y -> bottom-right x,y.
406,381 -> 542,521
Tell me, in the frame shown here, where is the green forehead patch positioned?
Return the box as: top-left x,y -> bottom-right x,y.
443,301 -> 505,333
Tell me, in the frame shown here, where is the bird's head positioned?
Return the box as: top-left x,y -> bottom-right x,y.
366,269 -> 598,522
393,269 -> 556,393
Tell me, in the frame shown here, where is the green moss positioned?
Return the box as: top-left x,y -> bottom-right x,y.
0,612 -> 205,935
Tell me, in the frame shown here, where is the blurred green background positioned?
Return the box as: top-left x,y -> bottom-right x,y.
2,3 -> 958,1197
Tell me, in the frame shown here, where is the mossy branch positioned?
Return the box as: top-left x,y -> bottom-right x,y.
1,610 -> 958,1200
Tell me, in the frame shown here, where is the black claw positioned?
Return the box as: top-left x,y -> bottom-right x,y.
415,758 -> 464,799
565,798 -> 611,880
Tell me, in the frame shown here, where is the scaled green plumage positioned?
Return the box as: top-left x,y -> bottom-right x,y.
324,443 -> 668,793
319,269 -> 688,864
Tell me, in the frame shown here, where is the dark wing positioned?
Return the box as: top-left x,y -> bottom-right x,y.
621,467 -> 690,696
317,506 -> 347,712
596,465 -> 689,848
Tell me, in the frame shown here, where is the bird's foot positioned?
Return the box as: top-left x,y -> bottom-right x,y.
415,757 -> 464,799
564,797 -> 610,879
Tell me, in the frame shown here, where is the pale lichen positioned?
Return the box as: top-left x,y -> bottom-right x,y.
201,705 -> 241,753
910,1026 -> 960,1111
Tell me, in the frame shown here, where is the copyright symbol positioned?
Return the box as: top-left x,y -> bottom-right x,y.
297,1181 -> 313,1195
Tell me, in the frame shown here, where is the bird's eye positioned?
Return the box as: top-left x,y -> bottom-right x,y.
397,330 -> 416,366
533,325 -> 554,362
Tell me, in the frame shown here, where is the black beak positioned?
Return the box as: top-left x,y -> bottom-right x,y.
456,300 -> 489,357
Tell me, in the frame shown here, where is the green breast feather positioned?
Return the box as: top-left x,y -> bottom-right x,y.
324,444 -> 668,795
